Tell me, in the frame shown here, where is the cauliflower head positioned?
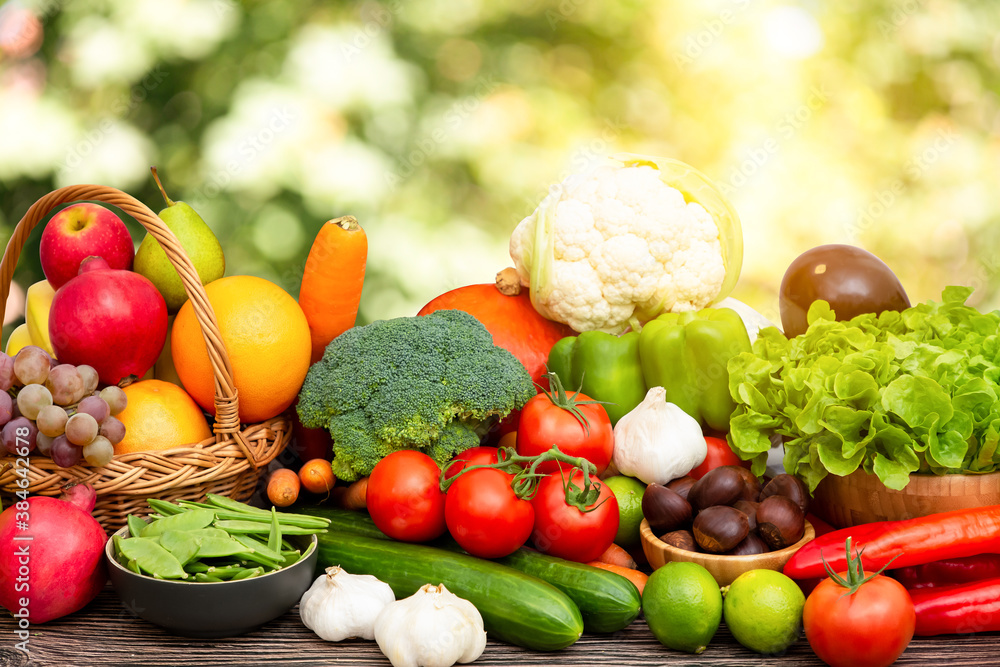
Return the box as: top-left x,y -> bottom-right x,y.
509,158 -> 740,333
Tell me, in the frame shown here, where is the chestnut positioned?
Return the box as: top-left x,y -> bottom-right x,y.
660,529 -> 698,552
665,476 -> 696,501
756,495 -> 805,550
759,474 -> 809,513
726,466 -> 762,502
688,466 -> 745,511
732,500 -> 760,532
692,505 -> 749,553
726,533 -> 770,556
642,483 -> 693,534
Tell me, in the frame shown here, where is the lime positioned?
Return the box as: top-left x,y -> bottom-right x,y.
603,475 -> 646,547
642,561 -> 722,654
723,569 -> 805,655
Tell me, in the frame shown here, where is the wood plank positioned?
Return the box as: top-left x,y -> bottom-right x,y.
3,588 -> 1000,666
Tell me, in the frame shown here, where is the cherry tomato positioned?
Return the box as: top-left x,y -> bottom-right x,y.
366,450 -> 446,542
442,446 -> 500,481
803,572 -> 915,667
445,467 -> 534,558
779,244 -> 910,338
688,436 -> 751,479
516,391 -> 614,476
530,469 -> 619,563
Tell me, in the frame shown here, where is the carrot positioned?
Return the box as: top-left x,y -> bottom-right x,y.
299,458 -> 336,495
267,468 -> 300,507
340,476 -> 369,511
594,542 -> 637,569
299,215 -> 368,363
586,561 -> 649,596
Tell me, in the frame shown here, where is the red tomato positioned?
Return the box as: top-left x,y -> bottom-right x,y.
688,436 -> 751,479
803,573 -> 915,667
516,391 -> 614,476
442,446 -> 500,480
445,467 -> 534,558
530,469 -> 619,563
366,450 -> 446,542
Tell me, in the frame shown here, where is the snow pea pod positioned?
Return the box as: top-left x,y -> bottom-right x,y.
230,567 -> 264,580
194,535 -> 252,558
141,508 -> 216,537
159,530 -> 200,566
118,537 -> 188,580
127,514 -> 148,538
232,534 -> 284,562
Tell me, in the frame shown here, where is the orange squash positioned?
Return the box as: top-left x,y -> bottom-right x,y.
417,280 -> 575,386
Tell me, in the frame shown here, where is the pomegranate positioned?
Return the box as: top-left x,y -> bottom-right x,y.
0,495 -> 108,624
49,256 -> 168,386
418,280 -> 575,386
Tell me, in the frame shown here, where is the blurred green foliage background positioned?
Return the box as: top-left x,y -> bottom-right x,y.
0,0 -> 998,332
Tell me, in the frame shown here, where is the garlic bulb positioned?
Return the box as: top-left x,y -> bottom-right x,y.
374,583 -> 487,667
612,386 -> 707,484
299,566 -> 395,641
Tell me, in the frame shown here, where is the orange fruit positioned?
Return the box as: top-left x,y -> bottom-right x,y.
114,379 -> 213,455
171,275 -> 311,423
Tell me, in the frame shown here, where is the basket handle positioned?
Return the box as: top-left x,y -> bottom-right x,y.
0,184 -> 260,465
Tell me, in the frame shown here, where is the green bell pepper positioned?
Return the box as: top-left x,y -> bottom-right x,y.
638,307 -> 751,432
546,331 -> 647,425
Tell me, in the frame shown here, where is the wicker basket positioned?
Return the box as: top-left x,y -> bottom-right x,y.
810,468 -> 1000,529
0,185 -> 290,531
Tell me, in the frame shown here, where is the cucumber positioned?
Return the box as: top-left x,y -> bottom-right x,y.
316,532 -> 583,651
299,506 -> 388,540
301,506 -> 641,633
496,548 -> 640,633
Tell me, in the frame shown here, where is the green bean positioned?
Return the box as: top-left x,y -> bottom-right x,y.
213,520 -> 324,535
145,498 -> 186,516
127,514 -> 148,538
159,530 -> 200,566
141,508 -> 216,537
118,537 -> 188,579
267,507 -> 281,553
194,573 -> 224,583
203,494 -> 331,528
178,505 -> 328,528
126,558 -> 142,575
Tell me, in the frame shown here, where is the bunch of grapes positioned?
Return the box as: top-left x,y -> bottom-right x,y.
0,346 -> 128,468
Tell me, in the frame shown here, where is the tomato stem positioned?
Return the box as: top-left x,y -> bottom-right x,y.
538,371 -> 609,436
439,444 -> 604,511
821,536 -> 901,596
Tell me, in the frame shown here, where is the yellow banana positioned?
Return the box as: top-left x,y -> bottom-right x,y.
25,279 -> 56,357
5,323 -> 33,357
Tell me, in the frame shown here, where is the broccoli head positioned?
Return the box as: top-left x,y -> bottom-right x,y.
297,309 -> 536,480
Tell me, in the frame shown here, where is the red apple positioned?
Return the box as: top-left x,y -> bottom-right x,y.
40,202 -> 135,290
49,257 -> 168,386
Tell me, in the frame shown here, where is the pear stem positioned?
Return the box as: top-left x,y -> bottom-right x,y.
150,166 -> 175,207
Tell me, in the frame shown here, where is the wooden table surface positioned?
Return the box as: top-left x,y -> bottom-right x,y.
2,587 -> 998,667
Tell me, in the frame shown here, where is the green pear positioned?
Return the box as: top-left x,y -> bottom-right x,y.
135,168 -> 226,312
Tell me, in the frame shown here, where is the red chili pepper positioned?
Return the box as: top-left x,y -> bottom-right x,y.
783,505 -> 1000,580
890,554 -> 1000,590
910,577 -> 1000,636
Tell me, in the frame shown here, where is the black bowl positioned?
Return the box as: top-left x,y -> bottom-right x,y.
105,526 -> 318,638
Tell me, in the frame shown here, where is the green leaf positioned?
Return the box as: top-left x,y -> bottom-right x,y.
881,376 -> 954,430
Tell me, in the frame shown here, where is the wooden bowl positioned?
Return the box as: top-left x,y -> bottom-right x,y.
810,469 -> 1000,529
639,519 -> 815,587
